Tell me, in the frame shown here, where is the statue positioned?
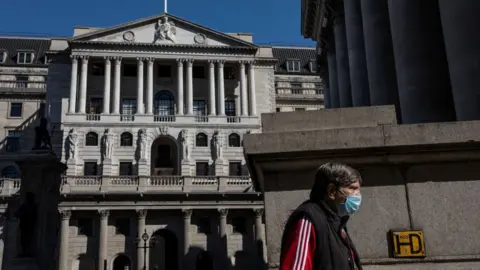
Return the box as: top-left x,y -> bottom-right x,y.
212,130 -> 223,160
33,117 -> 52,150
138,129 -> 147,160
15,192 -> 37,257
102,129 -> 114,160
67,129 -> 78,160
180,129 -> 190,161
155,17 -> 176,43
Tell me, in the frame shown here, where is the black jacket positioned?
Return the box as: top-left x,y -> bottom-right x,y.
280,200 -> 362,270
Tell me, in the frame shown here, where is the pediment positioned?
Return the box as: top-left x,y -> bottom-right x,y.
71,13 -> 257,48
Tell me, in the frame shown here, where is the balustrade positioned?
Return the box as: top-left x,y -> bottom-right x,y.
0,176 -> 254,196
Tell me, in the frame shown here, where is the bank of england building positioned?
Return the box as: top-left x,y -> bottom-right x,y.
0,13 -> 323,270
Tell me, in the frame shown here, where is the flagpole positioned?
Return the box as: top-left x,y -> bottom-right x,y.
164,0 -> 167,13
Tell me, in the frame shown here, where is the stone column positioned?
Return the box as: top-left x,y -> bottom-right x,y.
388,0 -> 456,124
112,57 -> 122,114
344,0 -> 370,107
327,46 -> 340,108
177,59 -> 185,115
254,209 -> 265,260
208,61 -> 216,116
78,56 -> 89,114
218,208 -> 228,267
182,209 -> 192,255
438,0 -> 480,121
98,210 -> 109,270
217,61 -> 226,116
146,58 -> 154,114
58,210 -> 71,270
239,62 -> 248,116
102,57 -> 112,114
136,58 -> 145,115
248,62 -> 257,116
137,209 -> 147,270
360,0 -> 401,121
68,56 -> 79,113
333,12 -> 353,107
186,59 -> 194,115
319,63 -> 331,109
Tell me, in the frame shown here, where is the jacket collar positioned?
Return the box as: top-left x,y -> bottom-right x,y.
317,200 -> 349,233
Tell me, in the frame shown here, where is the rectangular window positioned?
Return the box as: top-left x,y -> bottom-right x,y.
17,52 -> 33,64
84,162 -> 98,176
77,218 -> 93,236
286,60 -> 301,72
193,66 -> 205,78
193,100 -> 206,116
6,130 -> 22,152
309,61 -> 317,73
196,162 -> 209,176
119,162 -> 133,176
9,103 -> 23,117
224,67 -> 235,79
115,218 -> 130,236
295,108 -> 306,111
92,63 -> 105,76
229,162 -> 242,176
123,64 -> 137,77
0,51 -> 6,63
157,65 -> 171,77
122,99 -> 137,115
87,98 -> 103,114
225,100 -> 236,116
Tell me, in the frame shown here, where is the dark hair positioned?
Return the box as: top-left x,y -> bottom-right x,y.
309,162 -> 362,201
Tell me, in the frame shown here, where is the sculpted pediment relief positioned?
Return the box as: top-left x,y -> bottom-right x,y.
72,14 -> 256,48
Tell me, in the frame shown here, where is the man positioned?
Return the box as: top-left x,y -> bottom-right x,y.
280,162 -> 362,270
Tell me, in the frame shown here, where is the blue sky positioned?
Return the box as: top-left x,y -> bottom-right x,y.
0,0 -> 315,46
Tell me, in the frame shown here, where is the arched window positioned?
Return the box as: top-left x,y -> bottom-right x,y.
120,132 -> 133,146
195,133 -> 208,147
85,132 -> 98,146
228,133 -> 241,147
154,91 -> 175,116
2,166 -> 19,178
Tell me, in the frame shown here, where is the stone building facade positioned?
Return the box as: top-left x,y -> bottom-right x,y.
302,0 -> 480,124
0,13 -> 324,270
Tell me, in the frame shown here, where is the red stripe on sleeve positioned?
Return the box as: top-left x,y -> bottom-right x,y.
280,217 -> 316,270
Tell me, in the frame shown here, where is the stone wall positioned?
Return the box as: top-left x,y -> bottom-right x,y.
244,106 -> 480,269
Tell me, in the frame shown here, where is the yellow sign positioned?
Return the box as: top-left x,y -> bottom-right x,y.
390,230 -> 426,258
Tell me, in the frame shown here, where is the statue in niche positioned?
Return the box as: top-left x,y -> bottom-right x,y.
180,129 -> 190,161
155,17 -> 176,43
138,129 -> 148,160
33,117 -> 52,150
67,128 -> 78,160
102,129 -> 114,160
212,130 -> 223,160
15,192 -> 37,257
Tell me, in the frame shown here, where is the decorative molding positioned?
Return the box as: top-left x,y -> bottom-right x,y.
137,209 -> 147,218
157,126 -> 169,136
254,208 -> 264,218
123,31 -> 135,42
218,208 -> 228,217
182,208 -> 193,218
60,210 -> 72,220
98,209 -> 110,219
193,33 -> 206,45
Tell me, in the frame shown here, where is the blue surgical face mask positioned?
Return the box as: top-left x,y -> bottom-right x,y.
337,190 -> 362,216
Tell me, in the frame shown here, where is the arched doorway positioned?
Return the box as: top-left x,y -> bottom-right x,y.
195,250 -> 214,270
149,229 -> 178,270
113,254 -> 131,270
150,136 -> 179,175
72,254 -> 94,270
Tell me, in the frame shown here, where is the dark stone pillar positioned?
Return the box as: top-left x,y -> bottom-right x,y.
439,0 -> 480,121
321,66 -> 332,109
334,14 -> 353,107
388,0 -> 456,124
360,0 -> 401,122
343,0 -> 370,107
327,50 -> 340,108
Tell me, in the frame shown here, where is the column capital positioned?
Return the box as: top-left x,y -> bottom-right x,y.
182,208 -> 193,219
238,61 -> 246,67
79,55 -> 89,61
137,209 -> 147,219
185,59 -> 194,66
59,210 -> 72,220
208,61 -> 215,68
254,208 -> 264,218
113,56 -> 123,62
98,209 -> 110,219
247,60 -> 256,66
218,208 -> 228,217
136,57 -> 146,63
146,58 -> 155,65
103,56 -> 114,61
216,60 -> 225,67
70,55 -> 80,61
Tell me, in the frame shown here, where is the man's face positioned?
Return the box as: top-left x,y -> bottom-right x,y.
328,180 -> 361,204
